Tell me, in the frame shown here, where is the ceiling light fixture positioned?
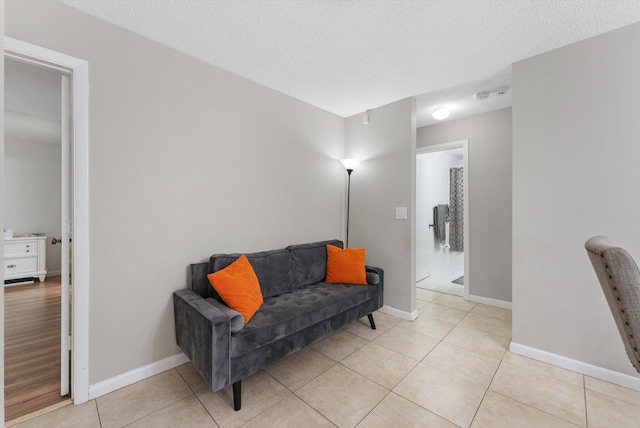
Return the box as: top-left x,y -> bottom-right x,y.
432,107 -> 451,120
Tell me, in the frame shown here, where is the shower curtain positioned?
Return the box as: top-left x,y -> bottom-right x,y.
449,167 -> 464,251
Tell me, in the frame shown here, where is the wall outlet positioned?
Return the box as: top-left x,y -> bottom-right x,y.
395,207 -> 407,220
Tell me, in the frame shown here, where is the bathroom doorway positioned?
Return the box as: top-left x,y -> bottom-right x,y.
416,140 -> 469,297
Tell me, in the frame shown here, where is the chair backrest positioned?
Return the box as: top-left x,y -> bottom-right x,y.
585,236 -> 640,373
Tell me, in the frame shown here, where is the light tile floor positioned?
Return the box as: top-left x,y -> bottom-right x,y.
417,264 -> 464,296
12,291 -> 640,428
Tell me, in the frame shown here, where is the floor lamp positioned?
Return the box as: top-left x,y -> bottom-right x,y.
340,159 -> 360,248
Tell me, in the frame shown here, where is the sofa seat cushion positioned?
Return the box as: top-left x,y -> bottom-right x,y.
230,282 -> 378,356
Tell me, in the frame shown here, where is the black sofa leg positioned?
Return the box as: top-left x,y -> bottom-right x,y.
367,313 -> 376,330
233,381 -> 241,411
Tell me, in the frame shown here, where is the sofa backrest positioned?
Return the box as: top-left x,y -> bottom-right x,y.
286,239 -> 343,288
209,248 -> 296,299
189,262 -> 213,298
192,239 -> 344,300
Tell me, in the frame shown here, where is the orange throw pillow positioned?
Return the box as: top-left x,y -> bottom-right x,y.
325,244 -> 367,284
207,254 -> 263,324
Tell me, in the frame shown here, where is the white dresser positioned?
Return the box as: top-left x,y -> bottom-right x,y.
4,236 -> 47,283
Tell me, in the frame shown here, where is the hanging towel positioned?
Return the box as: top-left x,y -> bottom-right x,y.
433,204 -> 449,243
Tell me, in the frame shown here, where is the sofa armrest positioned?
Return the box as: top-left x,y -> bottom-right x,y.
206,297 -> 245,333
173,289 -> 230,391
365,265 -> 384,285
365,265 -> 384,309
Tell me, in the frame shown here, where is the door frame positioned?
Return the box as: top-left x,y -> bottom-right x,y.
415,140 -> 470,300
4,37 -> 90,404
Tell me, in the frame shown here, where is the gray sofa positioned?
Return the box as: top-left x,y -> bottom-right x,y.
173,239 -> 384,410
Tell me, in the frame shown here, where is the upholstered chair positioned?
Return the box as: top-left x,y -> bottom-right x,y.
585,236 -> 640,373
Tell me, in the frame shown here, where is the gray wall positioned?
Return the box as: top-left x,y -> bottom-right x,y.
345,98 -> 417,314
6,0 -> 345,384
513,23 -> 640,375
417,108 -> 512,303
4,138 -> 62,274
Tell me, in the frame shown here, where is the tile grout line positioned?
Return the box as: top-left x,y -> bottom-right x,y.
311,317 -> 411,425
94,399 -> 103,428
487,357 -> 587,428
583,374 -> 590,428
270,332 -> 428,427
285,367 -> 339,428
291,318 -> 419,427
236,370 -> 292,427
404,289 -> 512,427
422,295 -> 485,427
268,352 -> 339,395
494,360 -> 588,428
311,329 -> 369,362
469,350 -> 508,427
380,302 -> 464,427
352,389 -> 391,428
290,392 -> 338,428
175,366 -> 220,426
488,389 -> 584,428
119,389 -> 193,428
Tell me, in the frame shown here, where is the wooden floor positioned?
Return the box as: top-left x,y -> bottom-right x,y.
4,277 -> 69,422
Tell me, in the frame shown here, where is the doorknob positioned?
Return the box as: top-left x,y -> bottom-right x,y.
52,237 -> 73,245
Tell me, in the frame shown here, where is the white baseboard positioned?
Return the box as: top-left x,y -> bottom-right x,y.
467,294 -> 512,310
88,353 -> 189,400
510,342 -> 640,392
379,305 -> 418,321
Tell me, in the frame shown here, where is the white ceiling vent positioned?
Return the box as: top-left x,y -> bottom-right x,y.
474,91 -> 490,100
494,86 -> 510,96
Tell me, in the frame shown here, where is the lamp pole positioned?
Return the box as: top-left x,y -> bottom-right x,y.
340,158 -> 360,248
346,168 -> 353,248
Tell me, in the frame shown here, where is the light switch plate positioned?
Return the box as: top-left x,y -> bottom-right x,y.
395,207 -> 407,220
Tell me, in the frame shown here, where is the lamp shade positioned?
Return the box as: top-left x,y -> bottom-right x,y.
340,158 -> 360,171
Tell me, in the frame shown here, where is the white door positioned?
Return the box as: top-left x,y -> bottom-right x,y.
60,74 -> 71,396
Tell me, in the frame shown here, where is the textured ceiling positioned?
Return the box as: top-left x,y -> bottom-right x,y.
416,65 -> 512,128
57,0 -> 640,126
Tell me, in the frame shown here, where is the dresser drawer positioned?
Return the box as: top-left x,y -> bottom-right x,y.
4,236 -> 47,282
5,257 -> 38,275
5,240 -> 38,257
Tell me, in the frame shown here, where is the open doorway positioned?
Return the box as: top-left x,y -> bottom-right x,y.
416,141 -> 469,298
3,56 -> 71,421
3,37 -> 91,413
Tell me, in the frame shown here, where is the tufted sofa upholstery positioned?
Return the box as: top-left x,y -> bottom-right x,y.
173,239 -> 384,410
